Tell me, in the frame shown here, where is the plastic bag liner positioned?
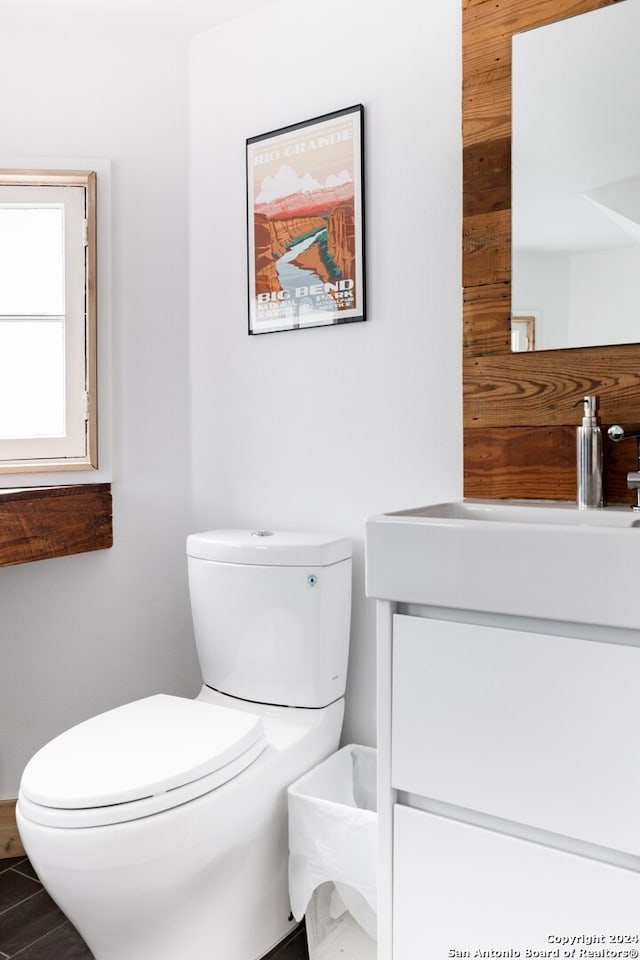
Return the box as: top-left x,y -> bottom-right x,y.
288,744 -> 377,938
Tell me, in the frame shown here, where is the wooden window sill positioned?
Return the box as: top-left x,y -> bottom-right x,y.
0,484 -> 112,567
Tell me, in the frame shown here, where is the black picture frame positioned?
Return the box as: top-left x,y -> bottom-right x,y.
246,104 -> 365,335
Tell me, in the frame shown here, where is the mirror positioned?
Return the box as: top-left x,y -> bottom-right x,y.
511,0 -> 640,352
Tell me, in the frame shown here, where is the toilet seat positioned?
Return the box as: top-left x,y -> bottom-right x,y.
19,694 -> 266,829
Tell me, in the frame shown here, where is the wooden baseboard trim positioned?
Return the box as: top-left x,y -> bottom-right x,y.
0,799 -> 25,859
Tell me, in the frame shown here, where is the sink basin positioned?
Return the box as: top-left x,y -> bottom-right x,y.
365,499 -> 640,630
391,498 -> 640,527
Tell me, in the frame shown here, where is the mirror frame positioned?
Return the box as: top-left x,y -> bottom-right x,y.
462,0 -> 639,503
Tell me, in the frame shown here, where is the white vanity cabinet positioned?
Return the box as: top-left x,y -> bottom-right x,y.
389,614 -> 640,958
393,806 -> 640,958
365,502 -> 640,959
393,614 -> 640,854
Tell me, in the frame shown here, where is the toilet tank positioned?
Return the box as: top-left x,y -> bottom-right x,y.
186,530 -> 352,709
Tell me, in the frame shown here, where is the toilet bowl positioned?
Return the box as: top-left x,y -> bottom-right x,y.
17,531 -> 352,960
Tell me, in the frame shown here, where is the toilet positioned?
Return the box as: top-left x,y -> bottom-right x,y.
16,530 -> 352,960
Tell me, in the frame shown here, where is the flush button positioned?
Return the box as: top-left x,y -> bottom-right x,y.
251,530 -> 274,537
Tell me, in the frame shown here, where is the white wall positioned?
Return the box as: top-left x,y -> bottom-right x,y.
189,0 -> 463,746
0,30 -> 201,797
0,1 -> 462,797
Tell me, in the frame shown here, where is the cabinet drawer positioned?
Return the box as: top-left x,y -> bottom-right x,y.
393,804 -> 640,958
392,614 -> 640,853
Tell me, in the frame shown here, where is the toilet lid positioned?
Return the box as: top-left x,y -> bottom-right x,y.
20,695 -> 266,814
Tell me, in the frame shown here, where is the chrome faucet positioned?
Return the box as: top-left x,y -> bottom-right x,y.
607,425 -> 640,511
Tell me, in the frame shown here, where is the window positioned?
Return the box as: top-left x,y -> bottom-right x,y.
0,170 -> 97,473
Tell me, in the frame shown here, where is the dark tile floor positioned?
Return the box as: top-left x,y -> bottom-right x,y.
0,857 -> 309,959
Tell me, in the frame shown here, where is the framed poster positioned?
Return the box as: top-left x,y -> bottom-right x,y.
246,104 -> 365,335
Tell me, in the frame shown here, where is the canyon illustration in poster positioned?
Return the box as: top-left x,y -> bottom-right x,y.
247,105 -> 365,334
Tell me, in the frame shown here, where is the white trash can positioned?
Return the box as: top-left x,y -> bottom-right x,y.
288,744 -> 377,959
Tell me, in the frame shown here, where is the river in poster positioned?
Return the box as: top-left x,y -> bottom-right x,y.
247,105 -> 364,334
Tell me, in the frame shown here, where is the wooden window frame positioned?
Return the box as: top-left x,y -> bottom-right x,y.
0,169 -> 97,474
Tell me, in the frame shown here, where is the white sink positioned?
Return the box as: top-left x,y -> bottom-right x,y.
365,499 -> 640,630
392,498 -> 640,527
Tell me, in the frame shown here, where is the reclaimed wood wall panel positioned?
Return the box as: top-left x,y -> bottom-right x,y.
463,65 -> 511,147
464,426 -> 576,500
462,0 -> 640,502
465,350 -> 640,427
463,284 -> 511,356
0,484 -> 112,567
463,138 -> 511,218
465,423 -> 640,502
463,209 -> 510,288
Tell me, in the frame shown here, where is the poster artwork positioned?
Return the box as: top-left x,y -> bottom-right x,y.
246,105 -> 365,334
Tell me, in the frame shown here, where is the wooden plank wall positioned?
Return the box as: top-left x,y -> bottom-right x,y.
0,800 -> 25,859
462,0 -> 640,502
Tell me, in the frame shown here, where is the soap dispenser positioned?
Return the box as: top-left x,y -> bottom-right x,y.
576,395 -> 603,509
